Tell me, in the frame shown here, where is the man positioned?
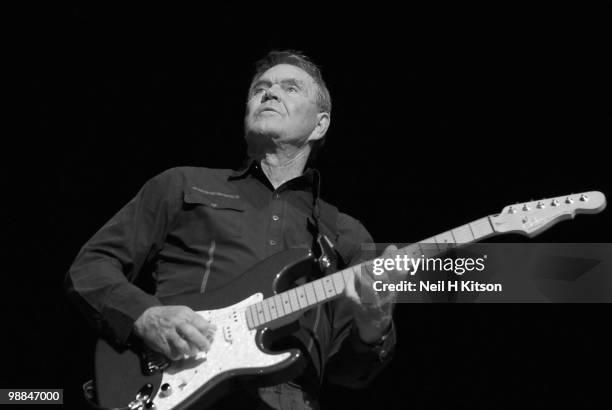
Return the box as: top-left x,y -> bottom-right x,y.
66,50 -> 401,409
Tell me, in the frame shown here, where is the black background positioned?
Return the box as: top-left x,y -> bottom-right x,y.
8,5 -> 611,409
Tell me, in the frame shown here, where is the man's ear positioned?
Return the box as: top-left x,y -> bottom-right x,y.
307,112 -> 331,142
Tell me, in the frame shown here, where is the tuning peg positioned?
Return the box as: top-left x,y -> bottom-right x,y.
551,199 -> 560,206
565,197 -> 574,204
536,201 -> 545,209
522,204 -> 530,211
580,194 -> 589,202
508,206 -> 516,214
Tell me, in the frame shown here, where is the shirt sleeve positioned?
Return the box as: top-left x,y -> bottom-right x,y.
323,212 -> 397,388
64,169 -> 182,345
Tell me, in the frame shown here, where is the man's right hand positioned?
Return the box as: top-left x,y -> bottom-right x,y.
133,305 -> 217,361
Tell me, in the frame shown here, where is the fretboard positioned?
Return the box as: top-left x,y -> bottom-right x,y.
244,216 -> 496,330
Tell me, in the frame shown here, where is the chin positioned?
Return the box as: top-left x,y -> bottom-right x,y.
247,120 -> 282,138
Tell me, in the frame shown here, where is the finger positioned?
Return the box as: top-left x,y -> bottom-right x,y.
382,244 -> 398,257
177,322 -> 210,352
190,314 -> 217,335
381,244 -> 412,281
358,263 -> 377,285
167,331 -> 195,360
152,334 -> 173,359
344,270 -> 360,303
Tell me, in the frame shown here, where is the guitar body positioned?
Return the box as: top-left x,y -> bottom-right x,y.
95,247 -> 318,410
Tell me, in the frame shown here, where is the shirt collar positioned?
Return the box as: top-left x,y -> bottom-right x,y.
228,158 -> 258,179
229,157 -> 318,193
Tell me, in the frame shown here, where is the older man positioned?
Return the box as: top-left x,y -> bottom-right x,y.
66,50 -> 398,409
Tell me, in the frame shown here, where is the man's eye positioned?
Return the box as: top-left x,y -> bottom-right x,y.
287,86 -> 298,93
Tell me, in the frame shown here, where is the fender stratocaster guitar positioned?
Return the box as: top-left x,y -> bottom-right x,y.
92,191 -> 606,409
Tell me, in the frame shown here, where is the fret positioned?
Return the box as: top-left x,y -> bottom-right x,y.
304,282 -> 316,306
281,292 -> 292,314
251,305 -> 261,327
246,305 -> 255,329
262,300 -> 271,323
255,303 -> 265,325
288,288 -> 300,312
435,231 -> 455,253
452,225 -> 474,244
435,231 -> 455,244
313,279 -> 325,301
332,272 -> 345,294
470,217 -> 494,239
328,274 -> 340,295
406,244 -> 421,259
322,277 -> 335,297
273,294 -> 285,317
268,297 -> 278,320
417,243 -> 425,258
422,237 -> 440,254
295,286 -> 307,309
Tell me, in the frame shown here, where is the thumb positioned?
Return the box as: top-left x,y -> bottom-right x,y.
344,270 -> 361,304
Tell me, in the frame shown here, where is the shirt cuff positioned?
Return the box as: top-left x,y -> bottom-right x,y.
351,321 -> 396,362
102,292 -> 162,345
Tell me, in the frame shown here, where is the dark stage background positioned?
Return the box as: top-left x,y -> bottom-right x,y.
9,6 -> 611,409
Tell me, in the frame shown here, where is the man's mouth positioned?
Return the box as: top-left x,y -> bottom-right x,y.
258,106 -> 281,115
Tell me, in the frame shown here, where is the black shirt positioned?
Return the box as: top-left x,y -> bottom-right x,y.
66,161 -> 395,390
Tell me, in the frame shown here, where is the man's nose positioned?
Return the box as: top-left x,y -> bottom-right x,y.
262,86 -> 280,102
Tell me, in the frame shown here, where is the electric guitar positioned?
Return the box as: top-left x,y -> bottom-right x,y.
92,191 -> 606,409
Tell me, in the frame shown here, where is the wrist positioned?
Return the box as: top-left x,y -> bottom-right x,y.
357,318 -> 392,345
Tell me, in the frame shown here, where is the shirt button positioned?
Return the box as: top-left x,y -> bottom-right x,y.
269,239 -> 277,246
272,215 -> 279,221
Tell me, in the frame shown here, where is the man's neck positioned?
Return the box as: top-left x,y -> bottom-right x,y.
259,147 -> 310,189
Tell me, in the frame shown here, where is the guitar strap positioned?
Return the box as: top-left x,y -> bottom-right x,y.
305,169 -> 346,388
309,169 -> 339,275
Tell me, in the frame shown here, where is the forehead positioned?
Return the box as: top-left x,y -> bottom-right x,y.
254,64 -> 317,88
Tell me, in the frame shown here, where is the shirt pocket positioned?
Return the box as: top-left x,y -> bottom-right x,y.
182,189 -> 246,238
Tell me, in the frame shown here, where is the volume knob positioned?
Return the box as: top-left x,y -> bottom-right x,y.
160,383 -> 172,397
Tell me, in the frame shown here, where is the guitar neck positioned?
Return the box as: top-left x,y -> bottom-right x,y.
245,215 -> 497,329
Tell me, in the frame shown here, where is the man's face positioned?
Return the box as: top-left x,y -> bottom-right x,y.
245,64 -> 323,146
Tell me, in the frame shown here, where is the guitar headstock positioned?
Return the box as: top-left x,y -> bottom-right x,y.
490,191 -> 606,238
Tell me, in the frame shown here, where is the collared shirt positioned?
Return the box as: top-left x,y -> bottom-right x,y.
66,161 -> 395,391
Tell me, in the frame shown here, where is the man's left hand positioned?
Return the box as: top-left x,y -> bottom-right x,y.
344,244 -> 406,344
